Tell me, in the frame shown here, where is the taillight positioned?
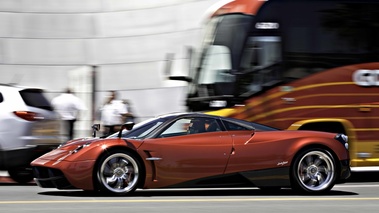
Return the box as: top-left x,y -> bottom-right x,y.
13,111 -> 43,121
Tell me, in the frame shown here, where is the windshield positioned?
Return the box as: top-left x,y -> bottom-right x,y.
198,45 -> 233,85
106,117 -> 167,139
20,89 -> 54,111
186,14 -> 255,111
238,36 -> 282,97
189,14 -> 253,98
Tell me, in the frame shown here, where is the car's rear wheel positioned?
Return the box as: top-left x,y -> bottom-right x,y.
291,148 -> 337,194
96,150 -> 141,195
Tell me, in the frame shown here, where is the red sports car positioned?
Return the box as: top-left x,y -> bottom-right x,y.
31,112 -> 350,195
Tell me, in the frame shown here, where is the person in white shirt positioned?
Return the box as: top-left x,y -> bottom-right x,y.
52,88 -> 87,140
100,91 -> 129,136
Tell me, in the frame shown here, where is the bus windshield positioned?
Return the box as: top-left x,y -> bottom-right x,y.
238,36 -> 282,97
187,14 -> 253,110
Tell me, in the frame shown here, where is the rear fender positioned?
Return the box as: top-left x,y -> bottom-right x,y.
287,118 -> 356,140
287,134 -> 350,162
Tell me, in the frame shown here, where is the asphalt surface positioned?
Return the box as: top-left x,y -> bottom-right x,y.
0,182 -> 379,213
0,171 -> 29,184
1,171 -> 379,213
2,170 -> 379,184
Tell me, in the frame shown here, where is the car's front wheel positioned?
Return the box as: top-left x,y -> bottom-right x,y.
291,148 -> 337,194
96,150 -> 141,195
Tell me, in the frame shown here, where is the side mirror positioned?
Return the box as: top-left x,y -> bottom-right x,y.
92,124 -> 100,137
117,122 -> 135,138
167,47 -> 194,83
124,121 -> 135,130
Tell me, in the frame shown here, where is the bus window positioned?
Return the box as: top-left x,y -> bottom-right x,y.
239,36 -> 282,96
241,36 -> 281,70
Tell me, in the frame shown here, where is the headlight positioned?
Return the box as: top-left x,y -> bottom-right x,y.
335,133 -> 349,150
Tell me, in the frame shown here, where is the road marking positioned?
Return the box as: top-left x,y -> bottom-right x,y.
0,184 -> 378,205
1,197 -> 379,204
336,184 -> 379,188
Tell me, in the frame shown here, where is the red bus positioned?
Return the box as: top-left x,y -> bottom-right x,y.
171,0 -> 379,171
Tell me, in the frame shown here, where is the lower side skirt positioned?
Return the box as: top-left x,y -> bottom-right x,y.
167,167 -> 291,188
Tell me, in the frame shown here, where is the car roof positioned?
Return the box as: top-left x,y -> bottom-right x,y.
156,112 -> 225,120
107,111 -> 277,139
155,112 -> 278,130
0,84 -> 44,91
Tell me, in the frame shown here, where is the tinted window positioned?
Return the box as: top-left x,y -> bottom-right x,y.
206,119 -> 221,132
256,0 -> 379,71
251,122 -> 278,131
221,117 -> 277,131
213,15 -> 253,71
237,0 -> 379,98
223,120 -> 250,131
19,89 -> 53,111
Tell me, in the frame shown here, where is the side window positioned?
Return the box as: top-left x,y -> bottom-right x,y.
159,118 -> 191,138
0,93 -> 3,103
188,118 -> 223,134
205,119 -> 221,132
223,121 -> 249,131
159,117 -> 222,138
19,89 -> 53,111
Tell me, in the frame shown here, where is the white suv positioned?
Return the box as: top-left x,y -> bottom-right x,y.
0,84 -> 61,183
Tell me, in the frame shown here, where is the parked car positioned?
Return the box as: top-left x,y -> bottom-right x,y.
0,84 -> 61,183
31,112 -> 350,195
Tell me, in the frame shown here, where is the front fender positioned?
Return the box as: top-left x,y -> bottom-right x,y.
34,138 -> 142,163
30,138 -> 143,191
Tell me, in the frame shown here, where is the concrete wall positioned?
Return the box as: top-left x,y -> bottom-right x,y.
0,0 -> 217,138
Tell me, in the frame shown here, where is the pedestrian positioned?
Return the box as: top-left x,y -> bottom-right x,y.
52,88 -> 86,140
122,99 -> 135,123
100,90 -> 129,136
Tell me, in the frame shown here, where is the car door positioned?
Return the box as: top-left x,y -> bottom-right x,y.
223,119 -> 289,174
139,117 -> 233,188
222,129 -> 295,188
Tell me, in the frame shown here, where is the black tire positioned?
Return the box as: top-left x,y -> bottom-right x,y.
291,148 -> 337,194
8,167 -> 34,184
95,150 -> 141,195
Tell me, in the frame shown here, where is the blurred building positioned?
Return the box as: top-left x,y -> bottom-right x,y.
0,0 -> 217,137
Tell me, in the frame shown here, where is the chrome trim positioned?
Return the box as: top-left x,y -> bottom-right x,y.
351,166 -> 379,172
356,153 -> 372,158
146,157 -> 162,161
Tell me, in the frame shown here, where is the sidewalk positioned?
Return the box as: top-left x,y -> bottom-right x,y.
0,171 -> 36,184
0,171 -> 8,177
0,171 -> 14,183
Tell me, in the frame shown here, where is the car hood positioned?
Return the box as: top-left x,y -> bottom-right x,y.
59,137 -> 100,147
32,137 -> 143,164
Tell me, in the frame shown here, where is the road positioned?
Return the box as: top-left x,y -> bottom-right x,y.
0,172 -> 379,213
